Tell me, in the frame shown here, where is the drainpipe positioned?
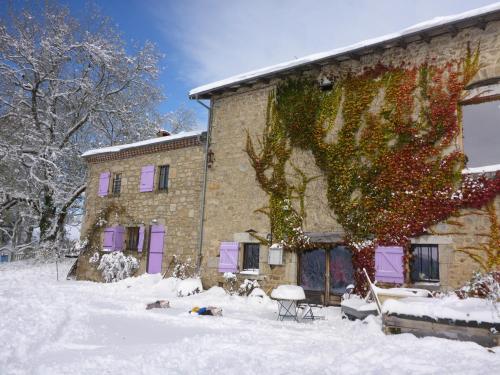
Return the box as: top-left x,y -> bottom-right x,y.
195,98 -> 213,273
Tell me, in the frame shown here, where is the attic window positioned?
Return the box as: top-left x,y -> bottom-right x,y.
461,80 -> 500,168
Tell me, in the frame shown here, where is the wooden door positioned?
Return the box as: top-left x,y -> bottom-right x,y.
147,225 -> 165,274
329,246 -> 354,299
299,248 -> 326,304
299,246 -> 355,305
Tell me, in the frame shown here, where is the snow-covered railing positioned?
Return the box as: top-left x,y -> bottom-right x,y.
10,248 -> 43,262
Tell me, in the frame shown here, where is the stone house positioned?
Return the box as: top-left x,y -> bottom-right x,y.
76,131 -> 206,281
189,4 -> 500,304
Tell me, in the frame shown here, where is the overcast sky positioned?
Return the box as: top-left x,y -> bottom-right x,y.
150,0 -> 496,85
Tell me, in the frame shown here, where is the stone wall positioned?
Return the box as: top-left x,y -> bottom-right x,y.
76,137 -> 205,281
200,20 -> 500,293
416,195 -> 500,291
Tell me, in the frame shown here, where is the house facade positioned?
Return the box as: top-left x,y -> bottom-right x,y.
76,131 -> 206,281
189,5 -> 500,303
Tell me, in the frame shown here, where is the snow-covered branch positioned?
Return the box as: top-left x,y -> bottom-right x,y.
0,2 -> 164,251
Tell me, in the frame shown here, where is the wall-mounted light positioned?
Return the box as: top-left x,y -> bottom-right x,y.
151,219 -> 158,224
266,232 -> 273,245
319,76 -> 333,91
207,149 -> 215,168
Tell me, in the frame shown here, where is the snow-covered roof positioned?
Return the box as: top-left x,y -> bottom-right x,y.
189,3 -> 500,99
81,131 -> 204,157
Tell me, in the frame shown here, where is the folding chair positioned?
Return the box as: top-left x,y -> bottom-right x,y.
276,299 -> 300,322
298,303 -> 326,321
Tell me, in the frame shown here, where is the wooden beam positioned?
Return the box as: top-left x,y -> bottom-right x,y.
373,45 -> 385,55
348,52 -> 361,61
316,60 -> 331,66
398,39 -> 408,50
448,24 -> 459,38
477,17 -> 488,30
420,33 -> 431,44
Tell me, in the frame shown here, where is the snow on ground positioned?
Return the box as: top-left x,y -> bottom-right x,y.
1,261 -> 499,375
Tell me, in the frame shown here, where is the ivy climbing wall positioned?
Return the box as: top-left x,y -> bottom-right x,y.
200,21 -> 500,293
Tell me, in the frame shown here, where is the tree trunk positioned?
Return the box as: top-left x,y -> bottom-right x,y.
39,189 -> 55,240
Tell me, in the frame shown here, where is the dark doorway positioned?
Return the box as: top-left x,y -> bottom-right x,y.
299,248 -> 326,304
299,246 -> 354,305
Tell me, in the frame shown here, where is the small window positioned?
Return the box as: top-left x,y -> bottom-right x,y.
126,227 -> 140,251
243,243 -> 259,271
112,173 -> 122,195
411,244 -> 439,282
158,165 -> 169,192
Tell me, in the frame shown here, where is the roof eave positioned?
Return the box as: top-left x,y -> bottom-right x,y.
188,8 -> 500,100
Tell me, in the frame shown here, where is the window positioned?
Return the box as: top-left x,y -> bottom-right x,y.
158,165 -> 169,191
127,227 -> 140,251
462,89 -> 500,167
112,173 -> 121,195
243,243 -> 259,271
411,244 -> 439,282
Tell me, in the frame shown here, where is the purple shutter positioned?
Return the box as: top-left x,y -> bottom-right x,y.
218,242 -> 239,273
137,226 -> 145,252
98,172 -> 110,197
114,226 -> 125,251
148,225 -> 165,273
103,227 -> 115,251
140,165 -> 155,192
375,246 -> 404,283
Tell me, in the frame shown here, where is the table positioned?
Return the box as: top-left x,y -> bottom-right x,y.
270,285 -> 307,322
275,298 -> 302,322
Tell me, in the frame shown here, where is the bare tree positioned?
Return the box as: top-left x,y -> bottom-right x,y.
0,2 -> 164,252
165,105 -> 198,133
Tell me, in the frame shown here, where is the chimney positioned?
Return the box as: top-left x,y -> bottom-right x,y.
156,129 -> 171,137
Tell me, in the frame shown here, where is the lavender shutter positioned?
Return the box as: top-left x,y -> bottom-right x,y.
218,242 -> 239,273
139,165 -> 155,192
137,226 -> 145,252
98,172 -> 110,197
114,226 -> 125,251
103,227 -> 115,251
148,225 -> 165,273
375,246 -> 404,283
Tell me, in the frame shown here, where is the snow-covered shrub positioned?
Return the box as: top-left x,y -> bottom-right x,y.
248,287 -> 267,299
97,252 -> 139,283
171,255 -> 196,280
176,278 -> 203,297
223,272 -> 238,294
238,279 -> 260,296
456,271 -> 500,301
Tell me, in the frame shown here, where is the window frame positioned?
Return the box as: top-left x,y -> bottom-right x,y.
460,81 -> 500,168
158,165 -> 169,192
242,243 -> 260,272
126,226 -> 140,251
410,244 -> 439,283
112,173 -> 122,195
